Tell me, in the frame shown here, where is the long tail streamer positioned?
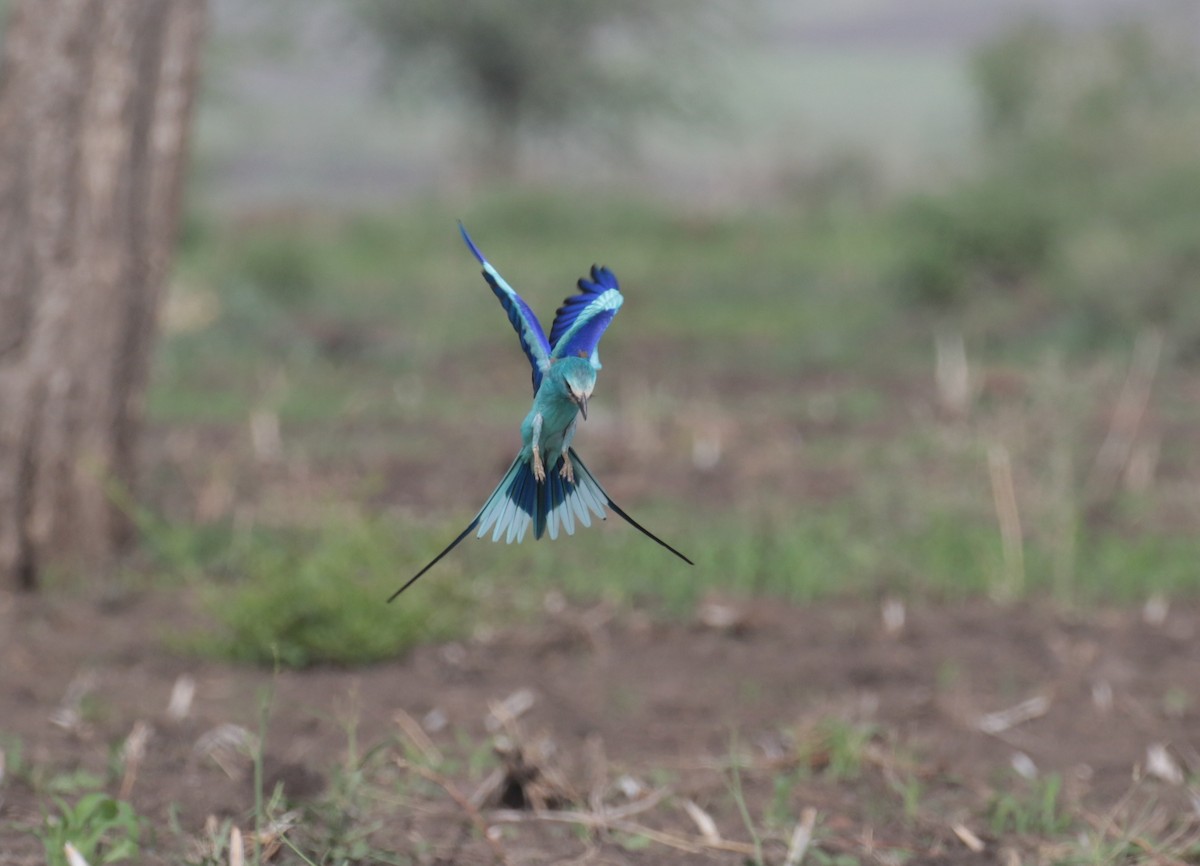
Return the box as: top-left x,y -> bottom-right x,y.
390,449 -> 691,601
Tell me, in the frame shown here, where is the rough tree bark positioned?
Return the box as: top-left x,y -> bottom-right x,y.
0,0 -> 206,589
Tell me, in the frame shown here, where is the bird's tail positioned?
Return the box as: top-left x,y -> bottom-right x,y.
390,448 -> 691,601
476,450 -> 606,543
475,449 -> 693,561
565,449 -> 694,565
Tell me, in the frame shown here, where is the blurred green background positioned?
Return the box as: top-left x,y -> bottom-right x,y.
142,0 -> 1200,665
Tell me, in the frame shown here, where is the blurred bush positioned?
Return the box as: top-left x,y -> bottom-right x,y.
894,180 -> 1058,307
232,228 -> 321,308
891,16 -> 1200,351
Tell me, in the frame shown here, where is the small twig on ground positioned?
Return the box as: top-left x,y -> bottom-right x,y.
583,733 -> 608,817
487,806 -> 761,856
469,767 -> 507,810
402,760 -> 511,866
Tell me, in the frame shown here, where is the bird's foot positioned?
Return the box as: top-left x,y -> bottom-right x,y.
559,454 -> 575,484
532,447 -> 546,483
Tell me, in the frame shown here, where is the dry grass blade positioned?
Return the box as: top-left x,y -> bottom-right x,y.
482,786 -> 670,825
50,672 -> 98,731
228,826 -> 244,866
935,329 -> 972,416
119,720 -> 152,800
1080,810 -> 1196,866
1089,328 -> 1162,501
64,842 -> 90,866
249,409 -> 282,462
256,810 -> 300,861
194,724 -> 257,779
977,695 -> 1050,735
394,708 -> 443,764
488,806 -> 761,856
486,688 -> 536,732
470,767 -> 508,810
987,443 -> 1025,598
881,598 -> 905,637
1145,744 -> 1184,785
682,799 -> 721,843
583,733 -> 608,815
166,674 -> 196,721
784,807 -> 819,866
952,823 -> 985,853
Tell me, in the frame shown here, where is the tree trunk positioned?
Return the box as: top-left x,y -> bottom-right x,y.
0,0 -> 206,589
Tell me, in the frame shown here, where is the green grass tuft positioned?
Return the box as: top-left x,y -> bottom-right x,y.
176,519 -> 474,668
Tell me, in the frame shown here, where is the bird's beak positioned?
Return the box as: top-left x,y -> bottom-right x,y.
578,394 -> 588,420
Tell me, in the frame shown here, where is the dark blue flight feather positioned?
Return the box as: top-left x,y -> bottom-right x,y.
549,266 -> 619,349
459,222 -> 551,394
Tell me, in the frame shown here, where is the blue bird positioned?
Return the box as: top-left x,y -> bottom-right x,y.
390,224 -> 692,600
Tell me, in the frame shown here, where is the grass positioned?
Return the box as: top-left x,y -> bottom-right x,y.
155,518 -> 474,667
988,773 -> 1071,837
142,490 -> 1200,669
11,700 -> 1198,865
131,183 -> 1200,666
39,793 -> 143,866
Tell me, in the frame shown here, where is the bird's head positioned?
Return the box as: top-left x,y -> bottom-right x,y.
559,357 -> 596,420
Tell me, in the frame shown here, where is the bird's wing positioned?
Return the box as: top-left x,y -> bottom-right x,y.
459,222 -> 552,394
548,265 -> 623,368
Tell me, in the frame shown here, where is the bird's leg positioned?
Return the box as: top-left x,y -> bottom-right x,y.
530,413 -> 545,483
558,417 -> 578,483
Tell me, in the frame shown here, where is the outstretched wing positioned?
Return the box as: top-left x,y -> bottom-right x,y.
459,222 -> 552,394
548,265 -> 623,368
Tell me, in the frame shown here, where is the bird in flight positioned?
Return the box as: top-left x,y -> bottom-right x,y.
390,224 -> 692,600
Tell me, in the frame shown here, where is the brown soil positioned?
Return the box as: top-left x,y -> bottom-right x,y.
2,590 -> 1198,865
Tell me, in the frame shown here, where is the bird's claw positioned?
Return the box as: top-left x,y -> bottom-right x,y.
559,455 -> 575,484
532,448 -> 546,483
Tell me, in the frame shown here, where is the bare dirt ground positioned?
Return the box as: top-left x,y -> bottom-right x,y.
2,588 -> 1198,864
